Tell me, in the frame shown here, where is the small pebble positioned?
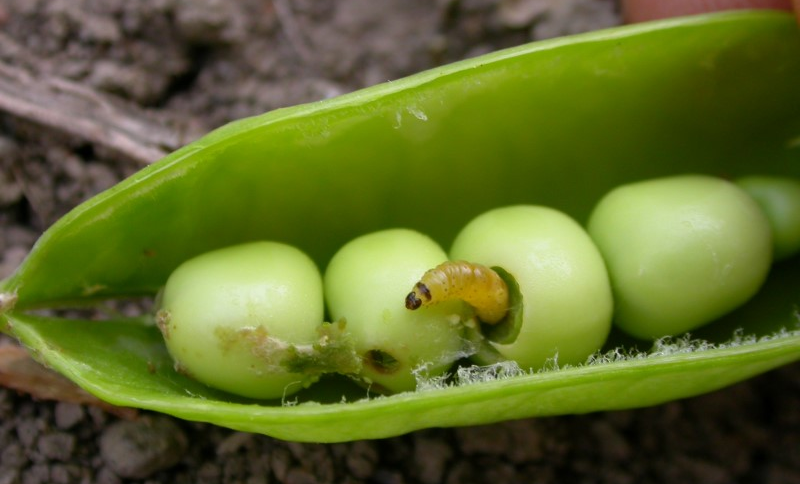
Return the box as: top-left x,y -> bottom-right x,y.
48,464 -> 79,484
174,0 -> 241,44
196,461 -> 221,483
496,0 -> 549,28
590,420 -> 631,462
15,418 -> 42,448
246,475 -> 268,484
216,431 -> 254,455
37,432 -> 76,462
345,440 -> 379,479
285,468 -> 319,484
0,170 -> 22,207
0,443 -> 27,469
94,467 -> 122,484
54,402 -> 85,430
0,469 -> 20,484
454,424 -> 510,455
445,461 -> 475,484
87,406 -> 108,427
507,421 -> 545,463
23,463 -> 49,484
413,436 -> 452,484
372,468 -> 405,484
99,415 -> 188,479
270,446 -> 292,481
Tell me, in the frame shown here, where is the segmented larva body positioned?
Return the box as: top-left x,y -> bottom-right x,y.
405,261 -> 509,324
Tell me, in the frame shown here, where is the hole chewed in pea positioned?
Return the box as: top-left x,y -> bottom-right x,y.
475,266 -> 525,346
156,241 -> 355,400
324,229 -> 475,394
279,321 -> 362,376
365,349 -> 401,374
449,205 -> 614,369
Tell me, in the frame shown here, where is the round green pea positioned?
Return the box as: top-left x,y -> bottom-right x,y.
324,229 -> 471,394
736,175 -> 800,261
449,205 -> 613,369
588,175 -> 772,340
158,241 -> 325,400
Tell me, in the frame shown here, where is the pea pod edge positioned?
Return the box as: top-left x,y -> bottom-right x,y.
6,311 -> 799,442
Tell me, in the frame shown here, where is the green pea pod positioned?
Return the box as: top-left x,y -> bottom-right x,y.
2,11 -> 800,442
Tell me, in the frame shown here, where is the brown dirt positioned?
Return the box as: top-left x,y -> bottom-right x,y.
1,1 -> 799,483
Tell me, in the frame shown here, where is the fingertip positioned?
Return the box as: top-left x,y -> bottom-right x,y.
622,0 -> 795,23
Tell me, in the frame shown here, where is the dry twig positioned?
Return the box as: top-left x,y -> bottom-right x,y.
0,33 -> 200,165
0,345 -> 138,419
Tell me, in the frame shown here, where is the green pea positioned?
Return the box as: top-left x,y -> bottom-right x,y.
588,175 -> 772,340
450,205 -> 613,369
157,241 -> 325,399
324,229 -> 471,394
736,176 -> 800,261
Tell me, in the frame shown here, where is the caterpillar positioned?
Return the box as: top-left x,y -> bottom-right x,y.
405,260 -> 509,324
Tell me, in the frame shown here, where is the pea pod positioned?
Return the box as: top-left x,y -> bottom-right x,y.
1,11 -> 800,443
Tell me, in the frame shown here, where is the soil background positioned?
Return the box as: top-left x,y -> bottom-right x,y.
0,1 -> 798,483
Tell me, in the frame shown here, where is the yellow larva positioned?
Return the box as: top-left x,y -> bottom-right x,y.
405,261 -> 509,324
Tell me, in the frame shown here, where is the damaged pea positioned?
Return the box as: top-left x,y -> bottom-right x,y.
157,241 -> 360,400
450,205 -> 614,369
323,229 -> 474,394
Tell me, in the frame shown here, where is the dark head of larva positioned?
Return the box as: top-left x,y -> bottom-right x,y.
405,291 -> 422,310
405,283 -> 432,310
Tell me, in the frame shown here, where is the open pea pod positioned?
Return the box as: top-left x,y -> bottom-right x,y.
2,11 -> 800,443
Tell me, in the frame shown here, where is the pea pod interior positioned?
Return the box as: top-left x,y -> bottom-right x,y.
1,11 -> 799,442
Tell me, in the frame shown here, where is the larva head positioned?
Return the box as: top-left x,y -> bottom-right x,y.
404,283 -> 431,310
